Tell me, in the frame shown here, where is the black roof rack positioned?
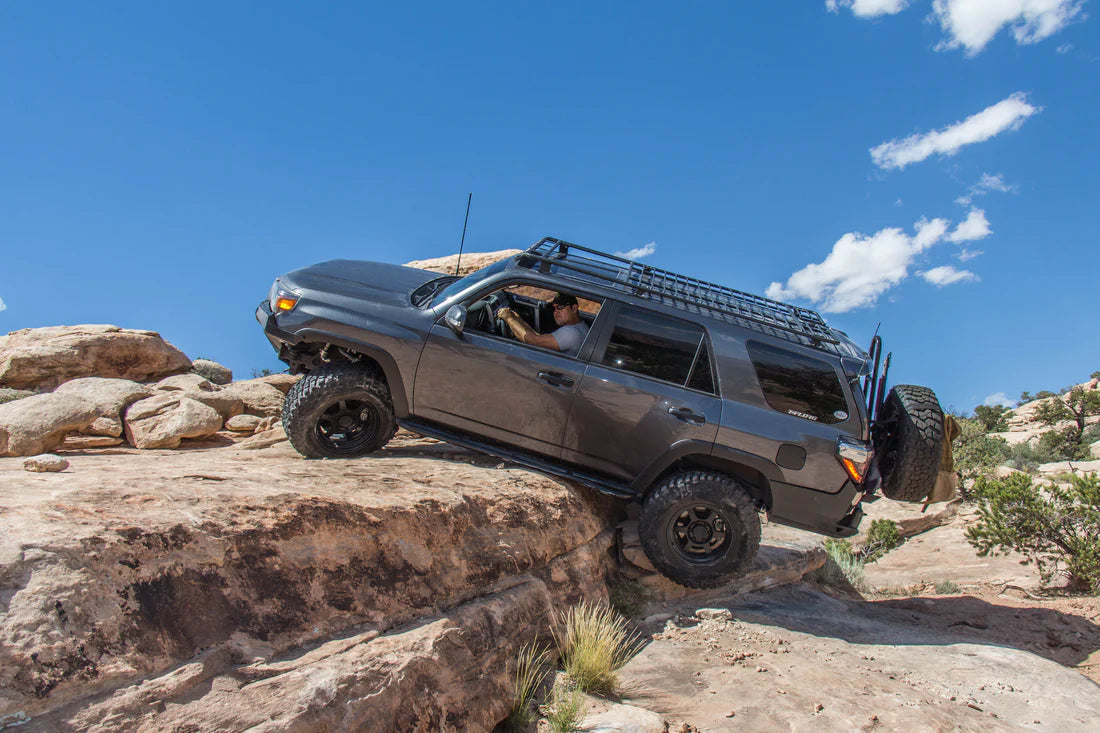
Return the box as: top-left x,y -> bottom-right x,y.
516,237 -> 841,355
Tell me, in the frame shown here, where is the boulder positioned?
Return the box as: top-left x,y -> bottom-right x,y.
1037,459 -> 1100,476
156,373 -> 213,392
0,325 -> 190,391
251,373 -> 300,395
52,377 -> 152,437
237,425 -> 287,450
225,414 -> 261,433
190,359 -> 233,385
123,394 -> 224,449
23,454 -> 70,473
0,393 -> 99,456
217,380 -> 286,417
404,249 -> 522,277
62,435 -> 125,449
580,702 -> 668,733
0,388 -> 34,405
179,389 -> 244,421
1092,440 -> 1100,459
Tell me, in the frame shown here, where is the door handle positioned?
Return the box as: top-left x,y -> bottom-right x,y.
537,371 -> 575,388
667,406 -> 706,425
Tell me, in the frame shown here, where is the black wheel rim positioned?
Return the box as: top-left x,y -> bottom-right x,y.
315,398 -> 380,455
667,502 -> 732,564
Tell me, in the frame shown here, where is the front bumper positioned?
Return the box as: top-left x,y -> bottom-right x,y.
256,299 -> 301,353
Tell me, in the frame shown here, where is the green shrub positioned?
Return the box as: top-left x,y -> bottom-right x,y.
966,473 -> 1100,593
973,404 -> 1012,432
553,603 -> 640,695
861,519 -> 901,562
814,539 -> 869,593
608,577 -> 651,618
934,580 -> 961,594
503,643 -> 550,732
543,681 -> 585,733
1091,371 -> 1100,381
954,418 -> 1012,479
1037,426 -> 1091,462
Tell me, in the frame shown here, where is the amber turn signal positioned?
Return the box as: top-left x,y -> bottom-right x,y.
275,297 -> 298,312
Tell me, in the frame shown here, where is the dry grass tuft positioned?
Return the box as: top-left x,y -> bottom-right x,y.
553,602 -> 642,695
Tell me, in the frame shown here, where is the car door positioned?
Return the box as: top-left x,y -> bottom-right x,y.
412,283 -> 599,458
561,304 -> 722,481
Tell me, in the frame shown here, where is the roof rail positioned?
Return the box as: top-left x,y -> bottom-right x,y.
516,237 -> 841,354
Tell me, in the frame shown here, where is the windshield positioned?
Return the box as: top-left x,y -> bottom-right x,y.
430,258 -> 512,306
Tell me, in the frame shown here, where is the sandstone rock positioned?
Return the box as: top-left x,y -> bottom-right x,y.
23,454 -> 69,472
695,607 -> 733,622
156,373 -> 213,392
180,389 -> 244,421
0,445 -> 612,719
580,702 -> 668,733
53,377 -> 152,437
0,387 -> 34,405
0,325 -> 190,391
123,394 -> 224,449
217,380 -> 286,417
62,435 -> 125,449
404,249 -> 522,277
1091,440 -> 1100,459
0,393 -> 99,456
1037,459 -> 1100,476
225,414 -> 262,433
237,425 -> 287,450
256,416 -> 281,432
252,373 -> 299,394
190,359 -> 233,385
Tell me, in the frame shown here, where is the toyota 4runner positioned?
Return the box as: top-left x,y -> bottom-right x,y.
257,237 -> 945,588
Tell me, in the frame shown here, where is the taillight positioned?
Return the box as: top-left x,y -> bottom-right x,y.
836,437 -> 873,484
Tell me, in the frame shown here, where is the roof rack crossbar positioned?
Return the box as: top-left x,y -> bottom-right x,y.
518,238 -> 840,350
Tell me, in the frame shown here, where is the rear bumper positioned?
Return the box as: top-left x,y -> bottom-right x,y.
767,480 -> 864,537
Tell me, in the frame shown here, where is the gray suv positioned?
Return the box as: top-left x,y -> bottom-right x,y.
257,238 -> 944,588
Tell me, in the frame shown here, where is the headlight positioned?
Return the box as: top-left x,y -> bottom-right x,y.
269,279 -> 300,313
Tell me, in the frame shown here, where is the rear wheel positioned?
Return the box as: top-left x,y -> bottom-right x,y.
282,363 -> 397,458
876,385 -> 944,502
639,471 -> 761,589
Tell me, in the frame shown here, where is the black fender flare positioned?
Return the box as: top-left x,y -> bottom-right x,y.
293,328 -> 410,418
631,440 -> 781,508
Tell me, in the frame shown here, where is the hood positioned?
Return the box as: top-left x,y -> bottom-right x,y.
287,260 -> 440,305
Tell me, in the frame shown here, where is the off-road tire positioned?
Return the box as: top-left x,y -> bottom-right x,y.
639,471 -> 761,589
877,384 -> 944,502
282,363 -> 397,459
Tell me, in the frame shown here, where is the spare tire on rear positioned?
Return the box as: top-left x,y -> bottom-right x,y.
876,384 -> 944,502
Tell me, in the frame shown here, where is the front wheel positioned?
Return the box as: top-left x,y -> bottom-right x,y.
282,363 -> 397,458
639,471 -> 761,589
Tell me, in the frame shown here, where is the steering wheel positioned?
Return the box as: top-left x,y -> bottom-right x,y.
484,291 -> 516,337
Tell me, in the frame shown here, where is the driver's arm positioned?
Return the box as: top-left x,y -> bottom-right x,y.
496,308 -> 561,350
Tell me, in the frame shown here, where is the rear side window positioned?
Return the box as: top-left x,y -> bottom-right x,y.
746,340 -> 848,423
602,307 -> 715,394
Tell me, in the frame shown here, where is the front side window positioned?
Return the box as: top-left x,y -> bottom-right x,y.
746,340 -> 848,423
602,306 -> 714,393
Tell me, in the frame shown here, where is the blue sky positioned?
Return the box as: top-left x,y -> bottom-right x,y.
1,1 -> 1096,412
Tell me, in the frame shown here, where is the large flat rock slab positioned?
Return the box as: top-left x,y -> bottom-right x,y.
0,439 -> 614,722
621,583 -> 1100,731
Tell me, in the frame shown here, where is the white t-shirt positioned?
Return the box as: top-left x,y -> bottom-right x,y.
552,321 -> 589,356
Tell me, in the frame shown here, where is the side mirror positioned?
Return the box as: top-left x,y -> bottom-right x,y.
444,304 -> 467,334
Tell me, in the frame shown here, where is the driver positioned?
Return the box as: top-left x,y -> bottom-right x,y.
496,293 -> 588,357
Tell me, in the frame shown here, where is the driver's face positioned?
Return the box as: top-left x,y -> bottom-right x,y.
553,303 -> 577,325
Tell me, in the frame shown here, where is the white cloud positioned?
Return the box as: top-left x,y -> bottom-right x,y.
0,297 -> 6,312
871,93 -> 1040,170
932,0 -> 1086,55
615,242 -> 656,260
946,208 -> 992,242
826,0 -> 910,16
919,265 -> 978,286
956,173 -> 1017,205
767,210 -> 993,313
983,392 -> 1015,407
957,248 -> 983,262
1057,42 -> 1075,53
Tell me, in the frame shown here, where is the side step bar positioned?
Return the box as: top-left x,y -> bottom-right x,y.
398,418 -> 639,500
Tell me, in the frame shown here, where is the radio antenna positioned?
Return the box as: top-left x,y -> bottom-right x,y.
455,193 -> 472,276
